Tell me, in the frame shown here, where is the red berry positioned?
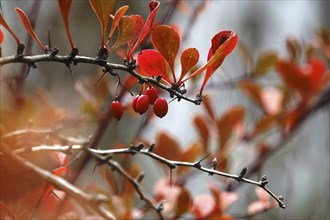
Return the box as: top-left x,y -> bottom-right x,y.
132,95 -> 139,112
153,97 -> 168,118
111,100 -> 123,120
136,95 -> 150,115
145,87 -> 158,105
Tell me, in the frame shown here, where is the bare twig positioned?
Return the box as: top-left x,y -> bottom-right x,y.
0,144 -> 117,220
89,152 -> 165,220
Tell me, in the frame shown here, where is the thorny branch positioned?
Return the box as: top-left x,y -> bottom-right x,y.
10,143 -> 286,209
0,53 -> 202,105
0,144 -> 117,220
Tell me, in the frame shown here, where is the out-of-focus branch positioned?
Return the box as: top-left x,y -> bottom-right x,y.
90,152 -> 165,220
228,86 -> 330,192
0,144 -> 117,220
13,143 -> 285,209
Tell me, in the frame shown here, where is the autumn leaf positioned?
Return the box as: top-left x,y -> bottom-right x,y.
151,25 -> 180,82
0,29 -> 4,45
217,106 -> 245,149
107,5 -> 129,45
131,1 -> 160,53
15,8 -> 44,50
154,132 -> 182,161
0,12 -> 20,45
57,0 -> 74,49
111,15 -> 143,51
182,30 -> 238,94
252,51 -> 278,76
174,188 -> 191,217
179,47 -> 200,81
137,49 -> 171,84
193,115 -> 210,147
89,0 -> 116,47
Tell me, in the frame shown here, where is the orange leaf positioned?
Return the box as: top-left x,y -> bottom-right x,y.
15,8 -> 44,50
202,95 -> 215,119
89,0 -> 116,46
238,80 -> 263,109
151,25 -> 180,82
131,1 -> 160,53
217,106 -> 245,149
174,187 -> 191,217
193,115 -> 210,147
250,114 -> 277,139
111,15 -> 143,51
181,142 -> 203,162
0,13 -> 20,45
179,47 -> 199,82
107,5 -> 129,44
154,132 -> 182,161
252,51 -> 278,76
57,0 -> 74,49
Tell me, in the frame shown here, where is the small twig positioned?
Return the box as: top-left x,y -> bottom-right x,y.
88,152 -> 165,220
0,144 -> 117,220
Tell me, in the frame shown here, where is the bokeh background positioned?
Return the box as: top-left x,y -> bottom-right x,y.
1,1 -> 329,219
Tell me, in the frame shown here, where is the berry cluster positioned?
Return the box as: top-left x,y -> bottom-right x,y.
110,87 -> 168,121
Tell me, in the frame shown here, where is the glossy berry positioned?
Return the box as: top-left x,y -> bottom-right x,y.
145,87 -> 158,105
132,95 -> 139,112
136,95 -> 150,115
111,100 -> 123,120
153,97 -> 168,118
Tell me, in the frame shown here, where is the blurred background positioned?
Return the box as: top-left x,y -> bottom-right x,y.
1,1 -> 329,219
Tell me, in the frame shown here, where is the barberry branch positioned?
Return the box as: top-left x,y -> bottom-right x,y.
0,53 -> 201,105
10,143 -> 286,209
0,144 -> 117,220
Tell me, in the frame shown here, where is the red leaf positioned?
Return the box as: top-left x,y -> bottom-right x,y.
0,29 -> 3,45
137,49 -> 171,84
15,8 -> 44,50
57,0 -> 74,49
127,15 -> 144,51
276,58 -> 326,98
179,47 -> 199,82
107,5 -> 129,45
151,25 -> 180,82
183,31 -> 238,94
0,13 -> 20,45
89,0 -> 116,46
131,1 -> 160,53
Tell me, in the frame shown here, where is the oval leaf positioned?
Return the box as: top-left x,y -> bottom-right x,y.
154,132 -> 182,161
151,25 -> 180,82
183,31 -> 238,94
252,51 -> 278,76
107,5 -> 129,43
137,49 -> 171,84
57,0 -> 74,49
89,0 -> 116,46
179,47 -> 199,82
15,8 -> 44,50
193,115 -> 210,147
238,80 -> 263,108
0,13 -> 20,44
174,188 -> 192,217
217,106 -> 245,149
131,1 -> 160,52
